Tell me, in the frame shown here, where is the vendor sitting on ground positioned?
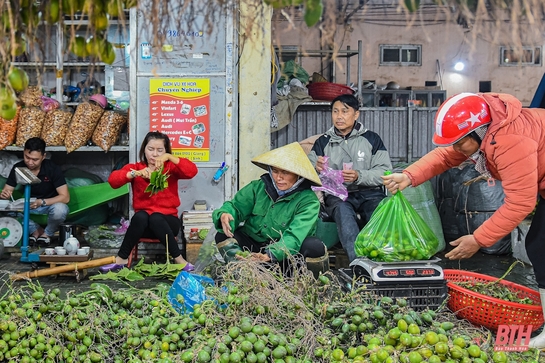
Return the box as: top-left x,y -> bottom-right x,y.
213,142 -> 329,277
0,137 -> 69,245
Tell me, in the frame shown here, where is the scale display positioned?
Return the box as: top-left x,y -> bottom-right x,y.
378,267 -> 442,279
350,257 -> 444,283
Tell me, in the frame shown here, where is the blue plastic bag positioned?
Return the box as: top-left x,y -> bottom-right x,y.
167,271 -> 214,314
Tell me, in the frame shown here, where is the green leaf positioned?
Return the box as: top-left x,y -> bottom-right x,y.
89,271 -> 120,281
404,0 -> 421,12
149,171 -> 157,184
304,0 -> 323,27
117,269 -> 145,281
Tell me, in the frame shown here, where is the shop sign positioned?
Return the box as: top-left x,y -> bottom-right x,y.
494,324 -> 532,351
149,78 -> 210,161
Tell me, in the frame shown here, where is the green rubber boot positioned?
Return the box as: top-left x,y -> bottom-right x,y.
305,252 -> 330,279
216,238 -> 242,263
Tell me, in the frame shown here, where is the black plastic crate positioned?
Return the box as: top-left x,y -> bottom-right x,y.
337,268 -> 448,311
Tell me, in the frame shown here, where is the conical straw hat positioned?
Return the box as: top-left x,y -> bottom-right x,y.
251,142 -> 322,186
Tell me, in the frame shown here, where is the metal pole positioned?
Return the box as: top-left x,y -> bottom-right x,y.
407,107 -> 413,163
357,40 -> 363,103
346,46 -> 351,85
20,184 -> 31,262
56,23 -> 63,103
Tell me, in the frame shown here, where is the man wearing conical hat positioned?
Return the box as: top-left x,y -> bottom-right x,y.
212,142 -> 329,276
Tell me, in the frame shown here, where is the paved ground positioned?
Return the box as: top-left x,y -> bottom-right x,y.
0,243 -> 538,295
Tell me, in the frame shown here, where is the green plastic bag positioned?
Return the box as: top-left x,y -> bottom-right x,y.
354,192 -> 439,262
279,60 -> 309,85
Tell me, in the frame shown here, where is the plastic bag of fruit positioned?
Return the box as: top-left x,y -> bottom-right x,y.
354,191 -> 440,262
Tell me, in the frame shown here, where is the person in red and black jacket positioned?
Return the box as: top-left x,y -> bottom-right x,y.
100,131 -> 198,273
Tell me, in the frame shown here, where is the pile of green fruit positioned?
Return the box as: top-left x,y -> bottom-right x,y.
0,262 -> 541,362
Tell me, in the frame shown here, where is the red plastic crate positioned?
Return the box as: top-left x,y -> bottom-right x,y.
444,269 -> 544,332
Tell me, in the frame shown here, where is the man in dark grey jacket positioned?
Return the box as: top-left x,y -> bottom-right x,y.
308,94 -> 392,261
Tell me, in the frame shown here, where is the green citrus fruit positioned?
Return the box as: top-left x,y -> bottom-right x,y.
93,12 -> 109,31
70,36 -> 89,58
7,66 -> 28,92
46,0 -> 60,23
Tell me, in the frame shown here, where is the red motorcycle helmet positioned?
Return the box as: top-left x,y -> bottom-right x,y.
432,93 -> 491,146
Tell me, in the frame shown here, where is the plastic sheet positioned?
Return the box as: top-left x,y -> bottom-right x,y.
168,271 -> 214,314
193,226 -> 221,272
312,156 -> 348,201
40,96 -> 61,112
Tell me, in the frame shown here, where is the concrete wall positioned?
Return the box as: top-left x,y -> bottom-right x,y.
272,10 -> 544,106
238,4 -> 273,187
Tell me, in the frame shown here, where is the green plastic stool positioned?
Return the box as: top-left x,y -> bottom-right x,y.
315,219 -> 339,249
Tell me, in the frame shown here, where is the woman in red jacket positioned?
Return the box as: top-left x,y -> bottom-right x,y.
382,93 -> 545,348
100,131 -> 198,272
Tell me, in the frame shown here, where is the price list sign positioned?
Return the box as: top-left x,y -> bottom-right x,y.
149,78 -> 211,161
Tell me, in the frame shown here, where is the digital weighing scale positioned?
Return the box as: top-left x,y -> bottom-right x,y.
13,167 -> 42,263
349,256 -> 444,283
339,257 -> 448,311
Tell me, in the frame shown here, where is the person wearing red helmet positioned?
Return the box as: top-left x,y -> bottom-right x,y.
382,92 -> 545,348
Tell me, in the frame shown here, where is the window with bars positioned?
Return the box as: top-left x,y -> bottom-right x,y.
380,45 -> 421,66
500,46 -> 542,66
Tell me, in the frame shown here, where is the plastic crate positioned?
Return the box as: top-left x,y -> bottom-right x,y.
337,268 -> 448,311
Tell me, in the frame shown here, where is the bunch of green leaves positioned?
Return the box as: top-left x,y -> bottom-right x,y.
144,164 -> 169,196
90,258 -> 188,282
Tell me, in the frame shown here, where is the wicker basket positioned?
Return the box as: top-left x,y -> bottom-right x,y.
307,82 -> 354,101
444,269 -> 544,332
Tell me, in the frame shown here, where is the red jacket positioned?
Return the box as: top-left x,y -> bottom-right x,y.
404,93 -> 545,247
109,159 -> 198,217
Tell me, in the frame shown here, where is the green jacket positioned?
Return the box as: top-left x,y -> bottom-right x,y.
212,174 -> 320,261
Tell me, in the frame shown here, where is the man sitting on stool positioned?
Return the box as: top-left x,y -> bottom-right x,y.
0,137 -> 69,245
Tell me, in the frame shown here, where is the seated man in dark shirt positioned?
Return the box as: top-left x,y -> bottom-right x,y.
0,137 -> 70,245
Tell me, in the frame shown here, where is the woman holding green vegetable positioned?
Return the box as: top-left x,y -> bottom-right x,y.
100,131 -> 198,273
